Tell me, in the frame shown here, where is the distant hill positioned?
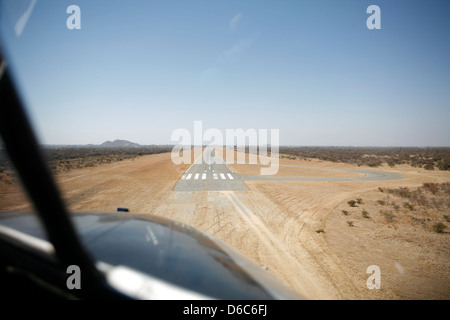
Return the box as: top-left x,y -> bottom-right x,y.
100,139 -> 141,148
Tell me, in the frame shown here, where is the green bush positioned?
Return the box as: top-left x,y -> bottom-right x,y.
403,202 -> 415,211
362,210 -> 370,219
433,222 -> 447,233
347,200 -> 357,207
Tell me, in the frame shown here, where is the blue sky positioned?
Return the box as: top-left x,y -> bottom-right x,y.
1,0 -> 449,146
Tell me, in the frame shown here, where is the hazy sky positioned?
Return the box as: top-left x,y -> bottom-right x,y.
1,0 -> 449,146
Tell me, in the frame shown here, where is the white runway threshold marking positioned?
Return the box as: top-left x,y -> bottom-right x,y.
181,173 -> 234,180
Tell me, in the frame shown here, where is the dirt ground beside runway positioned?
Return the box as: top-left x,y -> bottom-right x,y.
1,150 -> 449,299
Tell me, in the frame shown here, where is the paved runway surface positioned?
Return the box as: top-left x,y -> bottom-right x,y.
174,148 -> 248,191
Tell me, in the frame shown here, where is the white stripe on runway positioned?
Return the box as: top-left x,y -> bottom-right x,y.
194,173 -> 199,180
227,173 -> 234,180
213,173 -> 218,180
186,174 -> 192,180
202,173 -> 206,180
220,173 -> 226,179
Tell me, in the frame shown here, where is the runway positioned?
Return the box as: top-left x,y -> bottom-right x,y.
173,148 -> 248,191
174,149 -> 404,191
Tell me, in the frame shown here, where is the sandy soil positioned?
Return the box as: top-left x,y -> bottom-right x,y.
1,151 -> 449,299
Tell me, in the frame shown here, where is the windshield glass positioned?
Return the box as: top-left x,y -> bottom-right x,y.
1,0 -> 450,300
